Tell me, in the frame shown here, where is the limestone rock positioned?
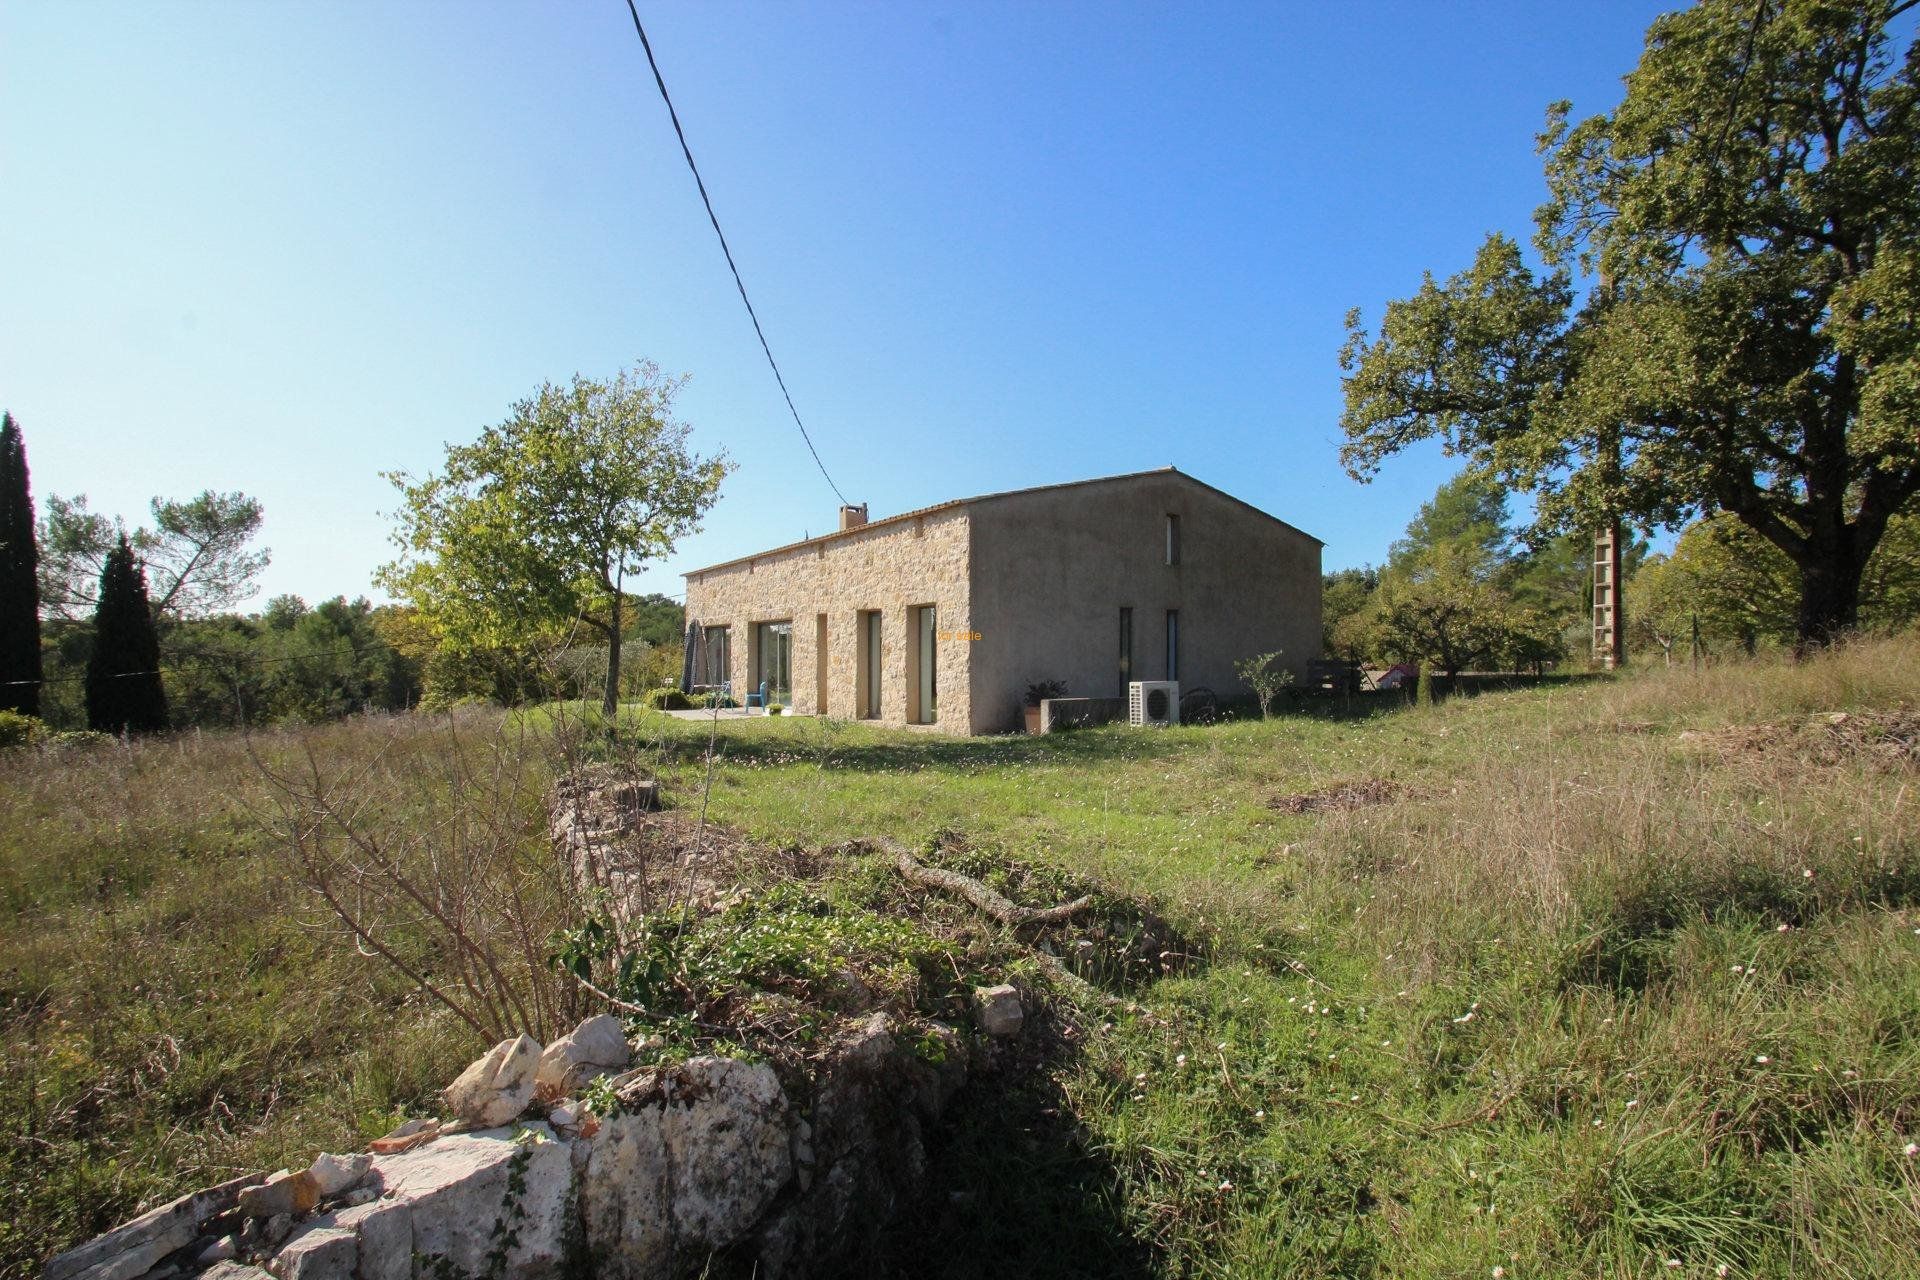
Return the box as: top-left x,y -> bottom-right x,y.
770,1012 -> 927,1261
266,1223 -> 354,1280
608,779 -> 660,812
306,1153 -> 371,1200
331,1201 -> 411,1280
238,1170 -> 319,1220
584,1057 -> 792,1277
371,1125 -> 570,1277
534,1014 -> 630,1098
195,1236 -> 237,1265
44,1173 -> 264,1280
201,1264 -> 275,1280
972,983 -> 1025,1037
442,1034 -> 540,1128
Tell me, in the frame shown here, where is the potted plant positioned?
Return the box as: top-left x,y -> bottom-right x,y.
1023,680 -> 1067,734
768,703 -> 785,717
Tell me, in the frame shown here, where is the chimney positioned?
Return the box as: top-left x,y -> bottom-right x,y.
838,503 -> 868,531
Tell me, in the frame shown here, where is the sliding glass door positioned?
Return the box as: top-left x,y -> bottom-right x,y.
755,621 -> 792,705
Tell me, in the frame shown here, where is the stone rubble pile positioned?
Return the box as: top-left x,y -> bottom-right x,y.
47,993 -> 1024,1280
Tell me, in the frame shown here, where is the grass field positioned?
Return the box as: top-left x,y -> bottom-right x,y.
5,639 -> 1918,1278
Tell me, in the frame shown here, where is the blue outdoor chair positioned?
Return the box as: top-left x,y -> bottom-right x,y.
745,681 -> 768,709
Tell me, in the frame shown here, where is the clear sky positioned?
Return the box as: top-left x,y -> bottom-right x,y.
1,1 -> 1676,609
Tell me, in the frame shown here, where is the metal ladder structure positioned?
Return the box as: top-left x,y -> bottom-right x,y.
1592,520 -> 1626,668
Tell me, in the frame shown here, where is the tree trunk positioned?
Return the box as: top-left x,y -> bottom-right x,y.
1793,553 -> 1862,653
603,589 -> 623,717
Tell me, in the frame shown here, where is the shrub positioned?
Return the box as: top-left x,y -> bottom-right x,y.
1233,651 -> 1295,719
1024,680 -> 1067,708
0,710 -> 44,750
42,729 -> 111,755
642,687 -> 691,711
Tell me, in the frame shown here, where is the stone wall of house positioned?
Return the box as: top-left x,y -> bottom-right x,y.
682,508 -> 975,731
967,472 -> 1322,733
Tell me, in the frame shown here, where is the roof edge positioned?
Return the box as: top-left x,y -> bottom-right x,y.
681,465 -> 1321,579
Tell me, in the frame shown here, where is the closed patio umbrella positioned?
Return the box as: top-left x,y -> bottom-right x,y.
679,617 -> 702,690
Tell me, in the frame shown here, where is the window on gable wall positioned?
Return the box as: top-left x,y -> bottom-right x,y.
1166,513 -> 1181,566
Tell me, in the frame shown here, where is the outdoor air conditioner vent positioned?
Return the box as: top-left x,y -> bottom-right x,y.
1129,681 -> 1180,727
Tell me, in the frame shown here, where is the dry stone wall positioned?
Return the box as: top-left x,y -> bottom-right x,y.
43,1010 -> 1002,1280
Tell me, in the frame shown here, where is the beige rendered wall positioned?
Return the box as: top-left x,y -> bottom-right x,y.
966,473 -> 1322,733
681,508 -> 975,730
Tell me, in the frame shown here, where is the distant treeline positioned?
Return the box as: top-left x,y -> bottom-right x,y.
33,591 -> 686,731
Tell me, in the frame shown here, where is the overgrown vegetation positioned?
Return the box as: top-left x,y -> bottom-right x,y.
7,635 -> 1919,1278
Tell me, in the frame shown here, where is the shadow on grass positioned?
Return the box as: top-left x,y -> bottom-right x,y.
575,671 -> 1592,774
870,1022 -> 1156,1279
638,721 -> 1192,774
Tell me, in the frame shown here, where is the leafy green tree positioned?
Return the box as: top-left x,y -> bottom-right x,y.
0,413 -> 40,716
1860,502 -> 1920,627
34,493 -> 116,622
1357,545 -> 1515,678
1386,469 -> 1511,578
86,536 -> 167,734
625,591 -> 686,648
378,361 -> 731,715
159,597 -> 422,727
38,490 -> 269,622
1633,501 -> 1920,658
1340,0 -> 1920,647
1322,566 -> 1379,659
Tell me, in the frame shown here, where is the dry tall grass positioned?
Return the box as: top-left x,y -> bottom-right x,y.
0,709 -> 572,1278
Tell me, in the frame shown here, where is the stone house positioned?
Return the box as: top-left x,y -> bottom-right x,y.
681,467 -> 1322,735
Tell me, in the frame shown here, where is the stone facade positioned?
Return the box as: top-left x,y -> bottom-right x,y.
683,469 -> 1322,735
683,507 -> 974,729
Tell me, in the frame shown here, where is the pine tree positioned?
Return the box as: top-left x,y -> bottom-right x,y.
86,536 -> 168,734
0,412 -> 40,717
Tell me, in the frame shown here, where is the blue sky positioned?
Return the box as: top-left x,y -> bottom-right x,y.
1,1 -> 1674,608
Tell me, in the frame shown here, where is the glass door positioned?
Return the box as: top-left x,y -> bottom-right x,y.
914,605 -> 938,723
755,621 -> 792,705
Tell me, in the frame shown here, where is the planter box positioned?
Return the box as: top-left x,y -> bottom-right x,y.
1038,697 -> 1124,733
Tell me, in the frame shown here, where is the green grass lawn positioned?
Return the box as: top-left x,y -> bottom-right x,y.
5,640 -> 1918,1279
611,641 -> 1920,1278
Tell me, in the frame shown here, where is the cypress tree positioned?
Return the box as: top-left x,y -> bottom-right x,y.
86,536 -> 168,734
0,412 -> 40,716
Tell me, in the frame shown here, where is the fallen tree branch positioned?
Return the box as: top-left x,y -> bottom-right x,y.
874,838 -> 1093,931
1032,948 -> 1121,1009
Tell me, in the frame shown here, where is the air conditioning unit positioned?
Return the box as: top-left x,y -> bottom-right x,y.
1129,681 -> 1179,727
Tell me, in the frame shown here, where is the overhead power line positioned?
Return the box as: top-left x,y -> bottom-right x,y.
621,1 -> 851,508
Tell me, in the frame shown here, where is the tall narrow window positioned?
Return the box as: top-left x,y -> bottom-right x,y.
858,610 -> 882,719
1118,607 -> 1133,696
1166,513 -> 1181,566
1165,609 -> 1179,681
912,605 -> 938,724
814,614 -> 828,716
